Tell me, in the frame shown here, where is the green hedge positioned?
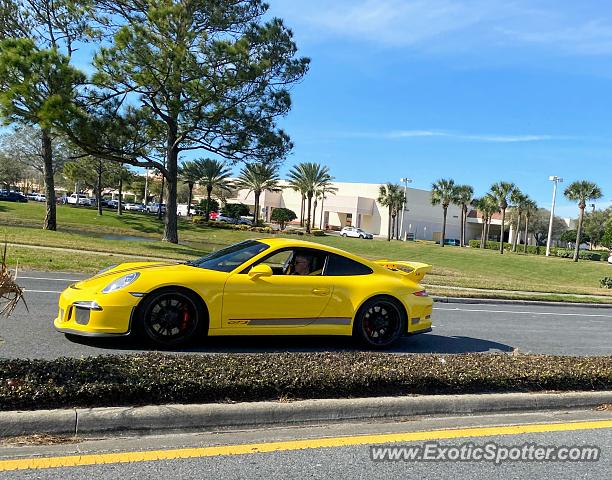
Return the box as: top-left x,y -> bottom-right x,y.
602,277 -> 612,289
1,353 -> 612,410
468,240 -> 607,261
191,218 -> 273,234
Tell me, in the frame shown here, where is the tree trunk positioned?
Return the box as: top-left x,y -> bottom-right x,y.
312,198 -> 317,229
158,172 -> 165,221
441,206 -> 448,247
253,190 -> 261,224
574,206 -> 585,262
480,216 -> 486,248
118,177 -> 123,216
387,206 -> 392,241
319,195 -> 325,229
396,213 -> 401,240
206,185 -> 213,221
499,208 -> 506,254
306,193 -> 313,233
512,213 -> 521,252
41,128 -> 56,231
460,204 -> 465,247
300,195 -> 305,226
162,129 -> 178,243
187,183 -> 193,217
523,215 -> 530,253
96,162 -> 103,216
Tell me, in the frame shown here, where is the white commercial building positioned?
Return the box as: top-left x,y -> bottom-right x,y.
225,181 -> 510,243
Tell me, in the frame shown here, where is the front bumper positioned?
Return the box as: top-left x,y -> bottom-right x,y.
53,284 -> 140,336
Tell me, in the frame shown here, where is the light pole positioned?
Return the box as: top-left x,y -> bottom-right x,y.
399,178 -> 412,240
545,176 -> 563,257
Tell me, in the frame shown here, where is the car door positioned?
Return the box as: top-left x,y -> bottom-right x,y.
221,248 -> 335,329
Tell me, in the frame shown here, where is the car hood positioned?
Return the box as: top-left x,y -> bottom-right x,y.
72,262 -> 179,290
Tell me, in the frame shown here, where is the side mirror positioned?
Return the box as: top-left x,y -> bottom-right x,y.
248,263 -> 273,278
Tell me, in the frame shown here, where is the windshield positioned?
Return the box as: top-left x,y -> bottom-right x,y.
187,240 -> 269,272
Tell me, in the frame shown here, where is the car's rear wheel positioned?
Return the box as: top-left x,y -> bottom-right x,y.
136,289 -> 205,347
353,297 -> 405,349
342,233 -> 347,237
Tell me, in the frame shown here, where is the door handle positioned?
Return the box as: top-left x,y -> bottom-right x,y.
312,287 -> 330,296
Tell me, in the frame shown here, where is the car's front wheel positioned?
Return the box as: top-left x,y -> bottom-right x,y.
341,233 -> 347,237
353,297 -> 405,349
136,289 -> 206,347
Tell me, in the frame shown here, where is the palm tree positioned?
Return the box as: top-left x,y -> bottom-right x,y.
522,198 -> 538,253
391,187 -> 405,240
455,185 -> 474,247
318,184 -> 338,229
286,163 -> 333,233
178,161 -> 204,217
286,167 -> 308,226
199,159 -> 233,221
431,178 -> 458,247
510,189 -> 527,252
564,181 -> 603,262
236,162 -> 280,224
490,182 -> 517,254
378,183 -> 402,241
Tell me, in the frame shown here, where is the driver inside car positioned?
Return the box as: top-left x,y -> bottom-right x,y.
290,253 -> 323,276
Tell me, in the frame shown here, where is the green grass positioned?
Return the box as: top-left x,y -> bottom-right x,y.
1,202 -> 611,298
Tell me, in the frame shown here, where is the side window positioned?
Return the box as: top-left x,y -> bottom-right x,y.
324,253 -> 373,276
246,248 -> 327,276
260,250 -> 293,275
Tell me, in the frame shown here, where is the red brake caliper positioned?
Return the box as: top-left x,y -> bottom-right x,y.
180,307 -> 190,331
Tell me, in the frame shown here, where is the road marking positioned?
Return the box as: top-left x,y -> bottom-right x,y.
434,307 -> 612,318
0,419 -> 611,471
17,276 -> 80,282
23,289 -> 62,294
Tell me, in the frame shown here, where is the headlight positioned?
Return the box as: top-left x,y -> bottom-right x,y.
96,264 -> 118,276
101,273 -> 140,294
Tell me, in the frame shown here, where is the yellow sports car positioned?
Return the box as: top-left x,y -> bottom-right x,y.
54,238 -> 433,348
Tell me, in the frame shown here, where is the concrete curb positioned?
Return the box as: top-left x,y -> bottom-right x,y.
1,391 -> 611,438
432,296 -> 612,309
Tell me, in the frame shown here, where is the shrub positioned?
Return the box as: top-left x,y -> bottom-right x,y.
311,229 -> 325,236
601,277 -> 612,289
1,353 -> 612,410
270,208 -> 297,230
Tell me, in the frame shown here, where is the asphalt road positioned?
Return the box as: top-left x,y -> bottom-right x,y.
1,409 -> 611,479
2,271 -> 612,359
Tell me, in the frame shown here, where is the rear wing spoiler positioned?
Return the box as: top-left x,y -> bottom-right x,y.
373,260 -> 432,283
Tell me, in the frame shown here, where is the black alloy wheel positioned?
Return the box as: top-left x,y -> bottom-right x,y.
138,290 -> 204,347
354,298 -> 404,348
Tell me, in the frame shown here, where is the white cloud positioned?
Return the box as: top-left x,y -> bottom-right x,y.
271,0 -> 612,55
347,129 -> 560,143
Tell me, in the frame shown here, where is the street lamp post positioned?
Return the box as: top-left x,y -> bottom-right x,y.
545,176 -> 563,257
399,178 -> 412,240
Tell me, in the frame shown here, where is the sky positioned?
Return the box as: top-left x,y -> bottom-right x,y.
262,0 -> 612,218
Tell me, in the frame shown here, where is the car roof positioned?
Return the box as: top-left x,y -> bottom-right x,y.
255,237 -> 380,267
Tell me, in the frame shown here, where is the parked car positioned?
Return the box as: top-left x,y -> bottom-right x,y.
0,191 -> 28,202
340,226 -> 373,239
66,194 -> 91,206
146,203 -> 166,214
26,193 -> 38,201
216,214 -> 237,223
238,216 -> 253,225
437,238 -> 460,246
124,203 -> 146,212
177,204 -> 194,216
608,252 -> 612,265
33,193 -> 46,202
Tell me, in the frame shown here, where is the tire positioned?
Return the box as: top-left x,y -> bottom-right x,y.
359,235 -> 364,239
353,297 -> 405,349
135,288 -> 206,347
341,233 -> 347,237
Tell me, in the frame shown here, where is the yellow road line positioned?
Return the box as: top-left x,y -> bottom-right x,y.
1,419 -> 611,472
